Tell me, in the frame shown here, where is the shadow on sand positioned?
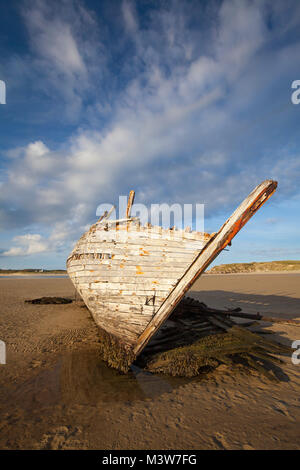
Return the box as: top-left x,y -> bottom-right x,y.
3,350 -> 190,411
189,289 -> 300,321
2,290 -> 296,412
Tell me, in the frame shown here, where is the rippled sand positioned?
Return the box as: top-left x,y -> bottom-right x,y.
0,274 -> 300,449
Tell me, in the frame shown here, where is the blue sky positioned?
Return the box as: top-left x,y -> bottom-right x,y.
0,0 -> 300,269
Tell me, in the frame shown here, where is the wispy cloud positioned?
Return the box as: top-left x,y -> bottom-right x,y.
1,0 -> 300,261
5,0 -> 105,122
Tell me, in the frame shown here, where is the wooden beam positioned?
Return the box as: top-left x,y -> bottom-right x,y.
97,205 -> 115,223
133,179 -> 277,356
174,300 -> 300,326
126,190 -> 135,218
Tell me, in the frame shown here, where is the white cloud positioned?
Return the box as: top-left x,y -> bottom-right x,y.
25,8 -> 86,75
216,0 -> 266,75
122,0 -> 138,34
1,0 -> 300,260
3,234 -> 49,256
16,0 -> 104,121
2,217 -> 85,256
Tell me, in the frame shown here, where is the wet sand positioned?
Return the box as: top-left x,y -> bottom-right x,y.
0,274 -> 300,449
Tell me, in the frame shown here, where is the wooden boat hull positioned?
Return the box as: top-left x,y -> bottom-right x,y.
67,226 -> 210,346
67,180 -> 277,369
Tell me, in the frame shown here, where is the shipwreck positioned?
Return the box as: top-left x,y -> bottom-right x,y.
66,180 -> 278,372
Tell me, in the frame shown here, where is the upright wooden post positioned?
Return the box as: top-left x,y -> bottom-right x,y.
126,190 -> 135,218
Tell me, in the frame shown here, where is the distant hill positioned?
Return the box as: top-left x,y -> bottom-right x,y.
207,260 -> 300,274
0,269 -> 67,274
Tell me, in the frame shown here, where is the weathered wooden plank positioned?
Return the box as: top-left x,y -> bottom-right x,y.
89,281 -> 175,291
70,271 -> 183,280
92,229 -> 211,242
91,320 -> 138,343
73,244 -> 201,256
83,294 -> 165,306
68,265 -> 185,275
91,306 -> 151,322
79,286 -> 170,296
69,252 -> 197,262
89,235 -> 207,248
82,243 -> 205,255
97,205 -> 115,223
126,190 -> 135,218
104,217 -> 139,225
70,273 -> 181,284
71,280 -> 178,291
68,258 -> 193,268
93,302 -> 156,315
91,312 -> 148,335
90,306 -> 153,323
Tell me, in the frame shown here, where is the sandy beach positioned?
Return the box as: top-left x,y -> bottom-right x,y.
0,273 -> 300,450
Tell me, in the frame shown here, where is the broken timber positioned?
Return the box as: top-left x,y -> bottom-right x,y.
174,297 -> 300,326
140,297 -> 289,378
66,179 -> 277,371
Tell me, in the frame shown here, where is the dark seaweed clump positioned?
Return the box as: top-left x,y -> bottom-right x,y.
97,327 -> 135,373
143,326 -> 290,380
25,297 -> 73,304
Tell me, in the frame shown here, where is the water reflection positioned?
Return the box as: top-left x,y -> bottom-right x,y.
9,350 -> 191,411
130,365 -> 173,398
0,276 -> 68,279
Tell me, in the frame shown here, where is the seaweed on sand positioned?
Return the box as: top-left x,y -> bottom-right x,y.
97,327 -> 135,373
84,295 -> 291,379
142,326 -> 289,379
25,297 -> 72,304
